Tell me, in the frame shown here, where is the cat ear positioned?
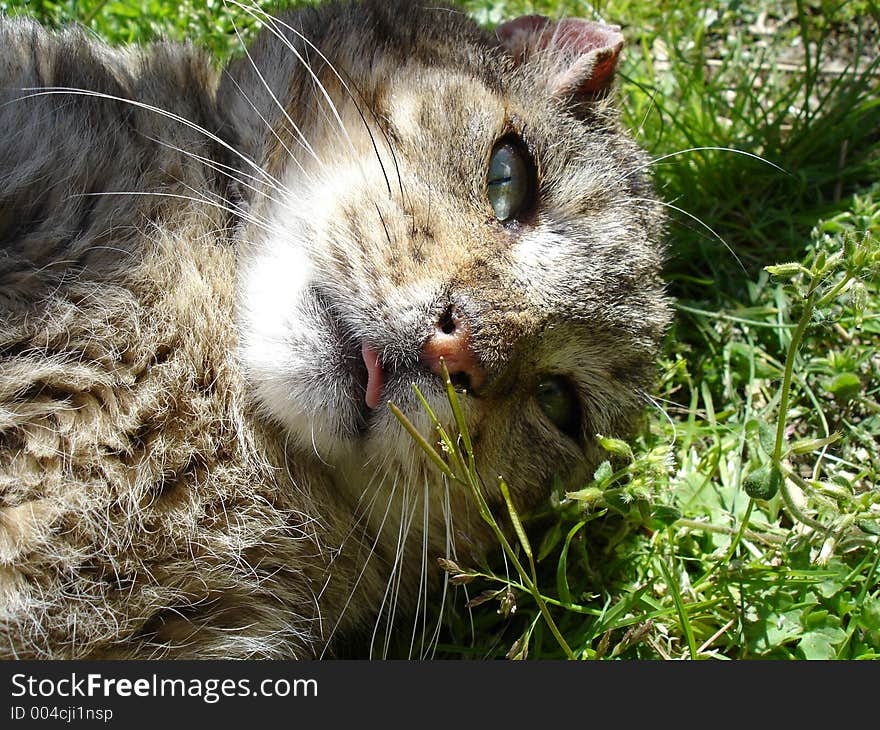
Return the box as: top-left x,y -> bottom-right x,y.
497,15 -> 625,99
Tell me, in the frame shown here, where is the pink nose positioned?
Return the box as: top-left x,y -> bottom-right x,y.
421,307 -> 486,392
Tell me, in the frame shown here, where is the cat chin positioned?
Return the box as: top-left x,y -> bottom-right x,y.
236,251 -> 450,461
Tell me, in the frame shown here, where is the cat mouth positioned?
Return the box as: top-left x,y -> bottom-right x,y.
347,336 -> 432,431
361,343 -> 385,410
317,291 -> 452,432
344,328 -> 479,433
339,336 -> 372,433
340,332 -> 394,432
353,342 -> 413,413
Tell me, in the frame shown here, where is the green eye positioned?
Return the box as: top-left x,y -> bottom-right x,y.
487,141 -> 531,222
536,376 -> 581,439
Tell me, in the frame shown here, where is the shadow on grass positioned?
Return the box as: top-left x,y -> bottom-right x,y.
624,27 -> 879,304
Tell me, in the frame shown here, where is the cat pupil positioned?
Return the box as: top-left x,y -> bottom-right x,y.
487,141 -> 530,221
536,376 -> 581,439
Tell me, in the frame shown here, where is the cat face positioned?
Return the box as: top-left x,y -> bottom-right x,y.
229,2 -> 669,523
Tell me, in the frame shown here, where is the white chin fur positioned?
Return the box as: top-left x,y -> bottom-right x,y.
237,226 -> 354,458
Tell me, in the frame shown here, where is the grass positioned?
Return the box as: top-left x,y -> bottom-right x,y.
4,0 -> 878,659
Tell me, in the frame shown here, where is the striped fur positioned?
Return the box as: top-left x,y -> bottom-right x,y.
0,1 -> 668,658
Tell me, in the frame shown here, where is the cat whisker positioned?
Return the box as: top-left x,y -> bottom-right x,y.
223,4 -> 324,172
144,132 -> 293,208
308,424 -> 332,466
420,478 -> 439,659
622,145 -> 789,182
407,477 -> 430,660
375,203 -> 395,250
632,196 -> 747,274
237,1 -> 401,202
371,481 -> 415,658
348,451 -> 398,546
634,87 -> 660,143
11,87 -> 285,193
639,389 -> 678,448
69,191 -> 275,238
140,172 -> 277,235
235,0 -> 414,237
386,447 -> 423,658
318,48 -> 410,210
420,479 -> 453,659
228,4 -> 360,164
318,458 -> 398,658
224,71 -> 319,183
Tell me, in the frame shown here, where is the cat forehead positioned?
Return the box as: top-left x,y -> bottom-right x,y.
385,72 -> 506,141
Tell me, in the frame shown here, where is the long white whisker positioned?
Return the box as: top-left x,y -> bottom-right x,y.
622,145 -> 789,182
143,131 -> 291,207
634,87 -> 659,143
633,196 -> 747,274
68,191 -> 274,236
223,2 -> 323,171
408,477 -> 430,659
424,478 -> 454,659
230,0 -> 399,199
386,482 -> 421,659
319,470 -> 399,658
10,87 -> 285,193
226,3 -> 359,161
640,390 -> 677,448
370,470 -> 418,659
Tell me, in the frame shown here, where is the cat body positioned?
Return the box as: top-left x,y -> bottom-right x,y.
0,1 -> 668,658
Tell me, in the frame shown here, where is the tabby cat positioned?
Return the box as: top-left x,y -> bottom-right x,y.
0,0 -> 668,658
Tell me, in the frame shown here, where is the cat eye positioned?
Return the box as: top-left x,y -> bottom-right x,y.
536,376 -> 581,439
487,141 -> 532,222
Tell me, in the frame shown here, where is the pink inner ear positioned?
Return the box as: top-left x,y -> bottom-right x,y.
549,19 -> 624,57
497,16 -> 625,95
496,15 -> 552,62
496,14 -> 551,39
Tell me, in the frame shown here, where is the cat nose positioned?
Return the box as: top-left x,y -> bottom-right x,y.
421,306 -> 486,392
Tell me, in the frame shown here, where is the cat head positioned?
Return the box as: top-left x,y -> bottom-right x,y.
224,0 -> 669,542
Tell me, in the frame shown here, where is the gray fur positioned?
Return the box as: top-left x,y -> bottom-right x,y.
0,1 -> 668,658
